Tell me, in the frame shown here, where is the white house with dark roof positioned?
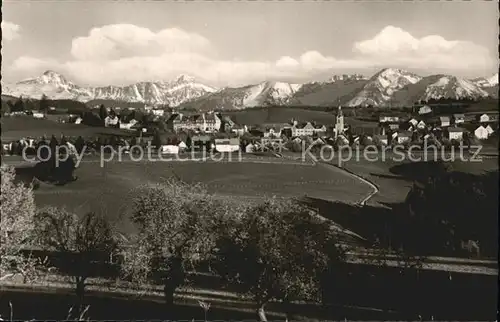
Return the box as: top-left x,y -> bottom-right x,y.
448,127 -> 465,141
439,116 -> 450,127
452,114 -> 465,125
291,122 -> 315,137
474,125 -> 490,140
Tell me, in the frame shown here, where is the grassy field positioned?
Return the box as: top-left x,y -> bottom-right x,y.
14,158 -> 372,234
1,116 -> 133,141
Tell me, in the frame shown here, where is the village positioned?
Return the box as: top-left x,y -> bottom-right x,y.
3,101 -> 498,157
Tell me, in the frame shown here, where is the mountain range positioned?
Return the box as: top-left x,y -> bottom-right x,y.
1,69 -> 497,110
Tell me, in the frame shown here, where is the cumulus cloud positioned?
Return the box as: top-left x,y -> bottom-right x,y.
9,24 -> 495,86
71,24 -> 213,61
353,25 -> 493,70
1,21 -> 21,41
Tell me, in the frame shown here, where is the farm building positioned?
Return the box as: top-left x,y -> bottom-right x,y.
452,114 -> 465,125
448,127 -> 465,141
408,118 -> 418,127
215,138 -> 240,153
478,114 -> 490,123
417,120 -> 426,130
439,116 -> 450,127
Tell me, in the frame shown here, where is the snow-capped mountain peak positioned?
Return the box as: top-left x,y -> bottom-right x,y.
345,68 -> 422,107
174,74 -> 197,84
7,71 -> 218,106
19,70 -> 71,87
423,75 -> 489,101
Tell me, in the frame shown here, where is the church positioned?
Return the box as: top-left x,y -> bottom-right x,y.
333,105 -> 345,138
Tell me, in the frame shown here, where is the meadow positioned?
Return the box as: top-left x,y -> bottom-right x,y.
17,158 -> 372,234
1,116 -> 132,141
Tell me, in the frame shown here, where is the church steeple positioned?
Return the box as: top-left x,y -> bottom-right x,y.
334,105 -> 344,138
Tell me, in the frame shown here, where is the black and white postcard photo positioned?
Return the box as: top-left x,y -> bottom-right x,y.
1,0 -> 498,321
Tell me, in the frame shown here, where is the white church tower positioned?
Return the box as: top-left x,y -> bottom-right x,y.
334,105 -> 344,138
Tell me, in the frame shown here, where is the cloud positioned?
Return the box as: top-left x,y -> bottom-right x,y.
353,25 -> 493,70
8,24 -> 496,86
1,21 -> 21,41
71,24 -> 213,61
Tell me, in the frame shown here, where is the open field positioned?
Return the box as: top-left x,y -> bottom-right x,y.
11,157 -> 372,234
1,116 -> 133,141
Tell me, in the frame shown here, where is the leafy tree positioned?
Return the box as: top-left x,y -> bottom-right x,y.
120,180 -> 230,311
34,209 -> 116,316
152,131 -> 162,150
99,104 -> 108,124
12,96 -> 25,112
39,94 -> 50,113
74,136 -> 85,154
0,166 -> 41,283
213,198 -> 346,321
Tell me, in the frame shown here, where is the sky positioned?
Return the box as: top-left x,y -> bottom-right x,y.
1,1 -> 498,87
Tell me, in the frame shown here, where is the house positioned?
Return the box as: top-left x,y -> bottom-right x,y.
291,122 -> 316,137
478,114 -> 490,123
74,117 -> 83,125
452,114 -> 465,125
152,109 -> 165,117
119,119 -> 138,130
104,115 -> 119,127
191,135 -> 212,150
32,112 -> 45,119
263,126 -> 282,138
388,123 -> 400,131
312,137 -> 326,146
416,120 -> 426,130
245,143 -> 256,153
374,135 -> 388,146
231,124 -> 247,136
418,105 -> 432,115
474,126 -> 490,140
168,113 -> 221,133
408,118 -> 418,127
215,138 -> 240,153
160,145 -> 179,154
379,115 -> 400,123
313,124 -> 327,136
439,116 -> 450,127
397,131 -> 412,144
448,127 -> 465,141
485,124 -> 494,136
178,141 -> 188,151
